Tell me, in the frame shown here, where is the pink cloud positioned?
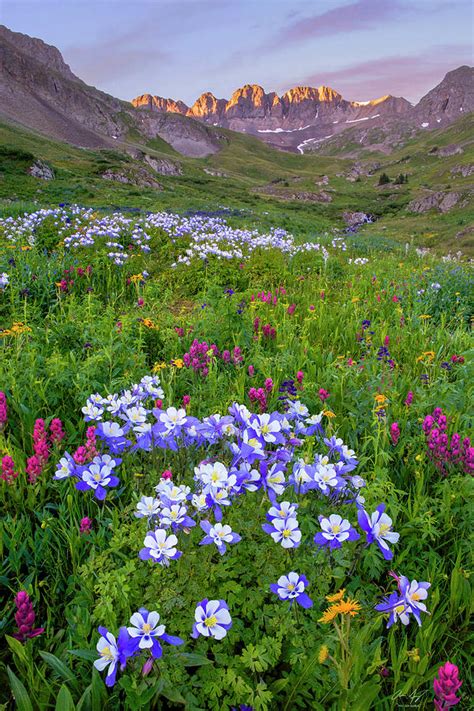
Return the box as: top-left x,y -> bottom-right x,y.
287,46 -> 473,102
272,0 -> 399,44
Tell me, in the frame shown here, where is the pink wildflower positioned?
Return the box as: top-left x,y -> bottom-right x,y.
80,517 -> 93,535
13,591 -> 44,642
433,662 -> 462,709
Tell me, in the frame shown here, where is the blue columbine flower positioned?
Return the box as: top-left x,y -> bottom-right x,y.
53,452 -> 77,480
191,599 -> 232,640
267,501 -> 298,521
96,421 -> 131,453
135,496 -> 161,519
270,572 -> 313,609
375,574 -> 430,628
139,529 -> 182,566
93,626 -> 131,687
262,516 -> 301,548
399,575 -> 431,625
199,520 -> 241,555
159,504 -> 196,531
314,514 -> 360,550
357,504 -> 399,560
127,608 -> 183,658
75,455 -> 121,500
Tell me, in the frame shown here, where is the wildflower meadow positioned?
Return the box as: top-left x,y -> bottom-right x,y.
0,205 -> 472,710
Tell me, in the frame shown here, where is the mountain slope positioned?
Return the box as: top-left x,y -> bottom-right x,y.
0,25 -> 224,157
132,67 -> 473,153
132,83 -> 412,151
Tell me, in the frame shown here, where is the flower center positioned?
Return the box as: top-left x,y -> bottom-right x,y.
142,623 -> 152,633
204,615 -> 217,628
282,529 -> 291,538
100,645 -> 114,661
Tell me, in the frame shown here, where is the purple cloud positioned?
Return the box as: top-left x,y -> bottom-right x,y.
272,0 -> 400,44
291,45 -> 472,102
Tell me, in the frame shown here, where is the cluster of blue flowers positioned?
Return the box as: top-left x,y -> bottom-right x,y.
375,573 -> 431,628
94,608 -> 184,687
55,374 -> 402,563
94,600 -> 234,687
0,205 -> 363,268
56,372 -> 430,687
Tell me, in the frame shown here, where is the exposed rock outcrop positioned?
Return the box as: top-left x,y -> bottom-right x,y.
342,211 -> 372,227
203,168 -> 229,177
451,164 -> 474,177
101,168 -> 163,189
28,160 -> 54,180
408,192 -> 461,213
143,156 -> 182,175
437,144 -> 464,157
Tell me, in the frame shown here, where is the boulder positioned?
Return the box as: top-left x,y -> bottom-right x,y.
438,144 -> 463,157
203,168 -> 229,177
315,175 -> 329,186
143,155 -> 182,175
28,160 -> 54,180
101,168 -> 162,189
342,211 -> 370,227
450,164 -> 474,177
407,191 -> 461,213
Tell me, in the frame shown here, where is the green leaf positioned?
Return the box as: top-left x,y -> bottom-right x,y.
174,652 -> 213,667
5,634 -> 29,663
91,668 -> 106,709
349,680 -> 381,711
160,684 -> 186,704
75,685 -> 91,711
7,667 -> 33,711
67,648 -> 98,662
40,651 -> 80,694
55,685 -> 76,711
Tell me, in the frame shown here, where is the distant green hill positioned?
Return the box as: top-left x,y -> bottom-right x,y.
0,115 -> 472,254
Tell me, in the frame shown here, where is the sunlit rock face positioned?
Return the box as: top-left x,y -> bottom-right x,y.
131,80 -> 416,150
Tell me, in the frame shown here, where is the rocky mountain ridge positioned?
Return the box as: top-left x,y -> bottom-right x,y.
132,67 -> 474,152
0,24 -> 472,157
0,24 -> 223,156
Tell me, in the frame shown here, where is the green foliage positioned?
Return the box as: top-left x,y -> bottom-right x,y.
0,203 -> 472,710
378,172 -> 391,185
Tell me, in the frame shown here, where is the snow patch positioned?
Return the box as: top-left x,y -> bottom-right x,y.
257,125 -> 312,134
297,135 -> 333,154
345,114 -> 379,124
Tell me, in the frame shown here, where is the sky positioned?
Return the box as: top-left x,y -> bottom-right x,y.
1,0 -> 473,105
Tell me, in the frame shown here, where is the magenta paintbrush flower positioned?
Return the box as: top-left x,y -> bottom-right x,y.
433,661 -> 462,709
13,591 -> 44,642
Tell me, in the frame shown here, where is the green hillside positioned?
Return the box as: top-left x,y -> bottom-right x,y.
0,115 -> 472,253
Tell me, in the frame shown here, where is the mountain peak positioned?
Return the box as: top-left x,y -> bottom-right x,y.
412,65 -> 474,126
0,24 -> 77,80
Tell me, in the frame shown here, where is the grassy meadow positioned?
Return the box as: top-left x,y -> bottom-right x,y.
0,101 -> 473,711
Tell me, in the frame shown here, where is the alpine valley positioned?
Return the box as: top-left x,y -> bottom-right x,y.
0,24 -> 473,252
